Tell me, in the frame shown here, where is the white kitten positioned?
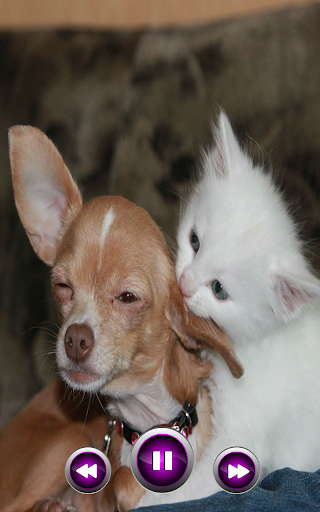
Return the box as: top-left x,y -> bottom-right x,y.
177,112 -> 320,346
174,112 -> 320,493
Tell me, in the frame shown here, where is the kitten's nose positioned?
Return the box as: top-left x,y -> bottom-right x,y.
64,323 -> 94,363
179,271 -> 196,298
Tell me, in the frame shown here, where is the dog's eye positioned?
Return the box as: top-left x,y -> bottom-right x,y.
190,230 -> 200,253
212,280 -> 229,301
118,292 -> 137,303
53,281 -> 73,303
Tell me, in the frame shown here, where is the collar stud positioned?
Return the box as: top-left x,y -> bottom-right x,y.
116,420 -> 123,436
131,432 -> 139,444
181,426 -> 189,438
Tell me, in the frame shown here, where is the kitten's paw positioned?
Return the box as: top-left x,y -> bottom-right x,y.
31,497 -> 75,512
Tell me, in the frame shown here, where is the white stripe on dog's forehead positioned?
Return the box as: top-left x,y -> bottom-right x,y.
98,207 -> 115,270
101,207 -> 115,243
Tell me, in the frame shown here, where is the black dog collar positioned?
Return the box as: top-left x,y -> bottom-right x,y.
115,402 -> 198,446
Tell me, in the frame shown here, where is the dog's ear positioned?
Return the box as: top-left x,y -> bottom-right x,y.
9,126 -> 82,266
168,279 -> 244,379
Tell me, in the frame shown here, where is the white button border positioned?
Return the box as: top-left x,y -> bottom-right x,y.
213,446 -> 260,494
131,426 -> 194,493
65,446 -> 111,494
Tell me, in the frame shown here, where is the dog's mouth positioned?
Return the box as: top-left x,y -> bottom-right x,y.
66,368 -> 98,383
60,366 -> 107,392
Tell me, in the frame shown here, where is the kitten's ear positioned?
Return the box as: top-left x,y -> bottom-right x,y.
168,279 -> 244,379
209,111 -> 244,177
272,260 -> 320,321
9,126 -> 82,266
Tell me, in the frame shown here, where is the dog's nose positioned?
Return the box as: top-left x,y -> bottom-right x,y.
179,271 -> 196,298
64,323 -> 94,362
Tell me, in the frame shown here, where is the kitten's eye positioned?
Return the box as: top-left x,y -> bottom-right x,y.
212,280 -> 229,300
190,230 -> 200,253
118,292 -> 138,303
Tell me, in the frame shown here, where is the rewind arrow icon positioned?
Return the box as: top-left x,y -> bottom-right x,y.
76,463 -> 97,479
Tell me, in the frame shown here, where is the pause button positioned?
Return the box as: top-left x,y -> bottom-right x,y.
131,427 -> 194,493
153,451 -> 172,470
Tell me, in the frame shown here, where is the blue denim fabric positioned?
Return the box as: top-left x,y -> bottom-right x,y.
134,468 -> 320,511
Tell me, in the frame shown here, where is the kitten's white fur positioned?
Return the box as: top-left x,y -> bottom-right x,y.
153,112 -> 320,500
177,113 -> 320,345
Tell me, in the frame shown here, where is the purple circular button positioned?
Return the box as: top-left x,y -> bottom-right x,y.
213,447 -> 260,494
65,447 -> 111,494
131,427 -> 194,493
138,434 -> 187,486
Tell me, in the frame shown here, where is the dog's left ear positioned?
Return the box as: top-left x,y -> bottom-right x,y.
9,126 -> 82,266
168,279 -> 244,379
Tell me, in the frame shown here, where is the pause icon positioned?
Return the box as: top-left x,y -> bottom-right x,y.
152,451 -> 172,471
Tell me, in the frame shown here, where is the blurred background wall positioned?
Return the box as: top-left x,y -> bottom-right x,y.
0,0 -> 318,28
1,0 -> 320,428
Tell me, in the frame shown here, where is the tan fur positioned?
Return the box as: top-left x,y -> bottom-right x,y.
0,381 -> 115,512
3,126 -> 242,512
9,126 -> 82,265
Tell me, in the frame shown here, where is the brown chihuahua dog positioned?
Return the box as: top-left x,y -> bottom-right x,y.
1,126 -> 243,512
